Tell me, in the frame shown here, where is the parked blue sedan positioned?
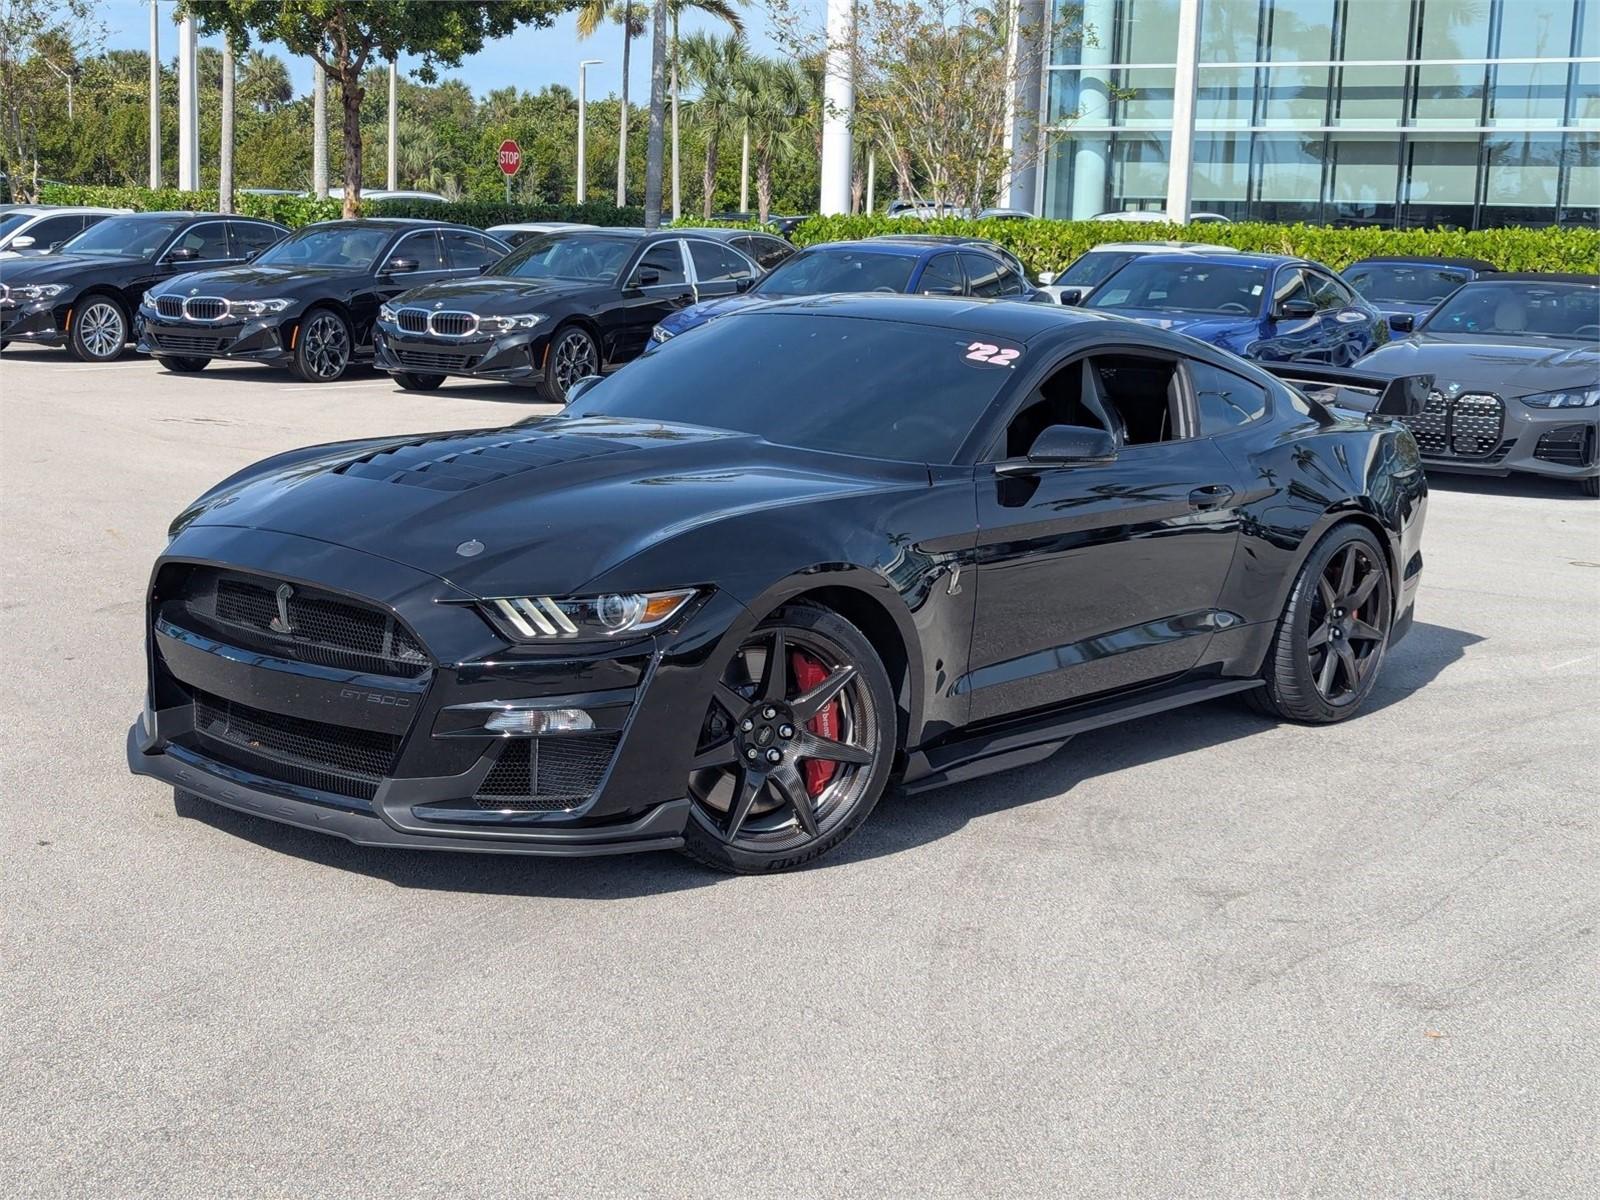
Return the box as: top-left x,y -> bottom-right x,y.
649,237 -> 1047,345
1341,256 -> 1498,330
1076,251 -> 1389,366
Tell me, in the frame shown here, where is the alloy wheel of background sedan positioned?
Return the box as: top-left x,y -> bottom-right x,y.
688,624 -> 883,859
75,300 -> 124,360
299,311 -> 350,380
549,328 -> 598,398
1306,540 -> 1391,705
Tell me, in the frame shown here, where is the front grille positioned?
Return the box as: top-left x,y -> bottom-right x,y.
185,297 -> 228,321
1405,391 -> 1505,460
149,331 -> 230,354
156,295 -> 184,319
1534,424 -> 1596,467
175,568 -> 430,678
193,690 -> 401,800
430,311 -> 477,337
396,348 -> 478,372
474,733 -> 620,811
397,308 -> 428,334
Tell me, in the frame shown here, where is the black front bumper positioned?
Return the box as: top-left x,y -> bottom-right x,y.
373,325 -> 545,382
135,313 -> 294,364
0,302 -> 66,346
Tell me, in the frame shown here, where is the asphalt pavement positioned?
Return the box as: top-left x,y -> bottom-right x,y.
2,347 -> 1596,1198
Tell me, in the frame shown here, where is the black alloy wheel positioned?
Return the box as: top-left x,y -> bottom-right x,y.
539,324 -> 598,404
68,296 -> 127,362
291,308 -> 352,382
157,355 -> 209,373
681,606 -> 896,873
394,371 -> 445,391
1251,524 -> 1392,723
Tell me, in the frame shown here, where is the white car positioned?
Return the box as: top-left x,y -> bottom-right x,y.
1091,209 -> 1232,224
486,221 -> 599,249
0,206 -> 129,258
326,188 -> 449,204
1037,240 -> 1240,303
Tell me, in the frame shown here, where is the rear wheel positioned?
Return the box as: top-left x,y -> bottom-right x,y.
538,324 -> 598,404
394,371 -> 444,391
68,296 -> 127,362
1250,524 -> 1392,723
680,606 -> 897,874
157,355 -> 209,373
290,307 -> 352,382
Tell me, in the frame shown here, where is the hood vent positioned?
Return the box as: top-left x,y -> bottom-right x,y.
334,429 -> 629,492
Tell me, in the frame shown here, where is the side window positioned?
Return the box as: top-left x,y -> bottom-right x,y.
1308,271 -> 1355,310
229,221 -> 282,258
630,241 -> 687,287
393,230 -> 446,271
958,251 -> 1004,298
1001,357 -> 1111,458
745,235 -> 795,270
1273,267 -> 1311,311
688,239 -> 754,283
995,262 -> 1027,297
917,253 -> 964,295
26,215 -> 84,249
1189,360 -> 1269,433
173,222 -> 232,261
442,230 -> 500,271
1091,353 -> 1186,446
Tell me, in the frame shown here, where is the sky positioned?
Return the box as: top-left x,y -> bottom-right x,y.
100,1 -> 790,103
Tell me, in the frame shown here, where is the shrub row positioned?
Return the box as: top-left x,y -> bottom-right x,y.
36,184 -> 642,229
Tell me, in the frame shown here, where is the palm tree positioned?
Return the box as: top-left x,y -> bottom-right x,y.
236,51 -> 292,113
735,57 -> 812,224
577,0 -> 648,207
681,32 -> 746,219
666,0 -> 746,221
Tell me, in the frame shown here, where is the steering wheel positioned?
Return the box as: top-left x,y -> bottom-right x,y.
1217,302 -> 1250,315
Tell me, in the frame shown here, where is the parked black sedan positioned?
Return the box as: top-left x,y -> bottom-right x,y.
0,212 -> 287,361
128,295 -> 1428,874
373,227 -> 770,402
135,219 -> 509,382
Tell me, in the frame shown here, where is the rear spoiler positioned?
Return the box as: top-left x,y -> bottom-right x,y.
1259,362 -> 1433,418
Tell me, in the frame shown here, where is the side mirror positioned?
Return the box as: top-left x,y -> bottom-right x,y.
735,277 -> 754,292
1387,312 -> 1415,333
1036,270 -> 1057,285
565,374 -> 602,404
633,267 -> 661,288
10,235 -> 35,249
1055,286 -> 1086,306
384,256 -> 419,275
998,424 -> 1117,473
477,261 -> 496,275
165,246 -> 199,262
1274,298 -> 1317,321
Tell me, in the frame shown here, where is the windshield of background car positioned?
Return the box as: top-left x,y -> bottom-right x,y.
564,312 -> 1018,462
494,233 -> 635,282
1084,260 -> 1268,314
57,215 -> 185,259
1058,251 -> 1136,287
254,226 -> 392,269
1420,282 -> 1600,338
1344,263 -> 1471,305
752,249 -> 918,297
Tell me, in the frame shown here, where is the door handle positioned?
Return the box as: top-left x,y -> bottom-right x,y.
1189,484 -> 1235,510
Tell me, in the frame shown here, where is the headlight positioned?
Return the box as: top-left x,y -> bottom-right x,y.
650,324 -> 673,343
141,290 -> 156,309
230,297 -> 291,317
12,283 -> 68,302
1521,386 -> 1599,409
378,302 -> 399,323
477,312 -> 546,334
480,589 -> 697,641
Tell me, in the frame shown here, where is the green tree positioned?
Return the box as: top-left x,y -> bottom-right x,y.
576,0 -> 647,206
735,57 -> 812,223
237,50 -> 292,112
680,31 -> 745,219
0,0 -> 102,199
666,0 -> 745,219
179,1 -> 576,216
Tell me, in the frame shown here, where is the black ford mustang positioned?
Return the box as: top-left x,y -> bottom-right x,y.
128,296 -> 1428,874
135,219 -> 508,382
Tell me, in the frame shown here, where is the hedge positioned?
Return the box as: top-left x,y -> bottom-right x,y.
779,215 -> 1600,277
36,184 -> 642,229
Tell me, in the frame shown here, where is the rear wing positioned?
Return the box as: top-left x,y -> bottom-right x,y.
1259,362 -> 1433,418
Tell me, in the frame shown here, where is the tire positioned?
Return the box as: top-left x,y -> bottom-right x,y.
157,355 -> 209,373
290,307 -> 353,382
1249,523 -> 1393,724
1581,475 -> 1599,498
538,323 -> 599,404
680,604 -> 897,874
67,295 -> 127,362
394,371 -> 445,391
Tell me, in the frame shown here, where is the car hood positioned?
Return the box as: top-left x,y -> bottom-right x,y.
661,293 -> 762,332
173,415 -> 905,597
1099,308 -> 1251,343
393,275 -> 599,315
0,253 -> 131,284
1356,332 -> 1600,398
154,263 -> 352,298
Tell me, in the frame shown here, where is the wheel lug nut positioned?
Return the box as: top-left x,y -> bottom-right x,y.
762,706 -> 777,719
745,748 -> 758,760
739,719 -> 754,732
765,748 -> 782,763
778,724 -> 794,739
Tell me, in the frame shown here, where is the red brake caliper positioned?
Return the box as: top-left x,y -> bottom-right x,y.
790,651 -> 841,797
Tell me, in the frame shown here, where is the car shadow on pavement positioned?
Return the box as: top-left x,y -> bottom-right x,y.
171,620 -> 1481,894
1427,473 -> 1593,503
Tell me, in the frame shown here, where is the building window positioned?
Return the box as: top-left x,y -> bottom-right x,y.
1197,65 -> 1255,126
1254,133 -> 1324,222
1491,64 -> 1574,128
1494,0 -> 1576,59
1482,133 -> 1563,226
1561,135 -> 1600,224
1402,138 -> 1480,228
1200,0 -> 1264,61
1328,136 -> 1400,225
1119,0 -> 1184,63
1194,132 -> 1252,218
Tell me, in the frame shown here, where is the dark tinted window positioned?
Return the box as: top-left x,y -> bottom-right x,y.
736,234 -> 794,270
499,233 -> 637,282
1422,281 -> 1600,337
171,221 -> 232,261
229,221 -> 283,257
1344,264 -> 1472,305
1189,361 -> 1269,432
917,253 -> 964,294
753,248 -> 918,297
688,239 -> 754,283
631,241 -> 687,286
24,215 -> 85,248
1085,260 -> 1269,314
1308,272 -> 1355,310
1273,268 -> 1312,309
566,313 -> 1018,463
959,251 -> 1005,298
391,229 -> 446,271
1058,251 -> 1136,287
57,215 -> 186,259
442,230 -> 501,270
257,225 -> 393,269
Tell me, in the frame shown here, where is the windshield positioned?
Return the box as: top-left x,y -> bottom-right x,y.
1058,251 -> 1136,287
1344,263 -> 1471,305
58,215 -> 185,259
495,233 -> 635,282
564,312 -> 1017,462
1084,259 -> 1268,315
255,226 -> 393,269
1421,281 -> 1600,338
752,249 -> 918,298
0,213 -> 34,241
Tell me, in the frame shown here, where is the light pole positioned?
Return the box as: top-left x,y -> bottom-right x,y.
148,1 -> 160,188
386,60 -> 398,191
577,59 -> 602,203
42,59 -> 73,121
819,0 -> 855,216
177,15 -> 198,191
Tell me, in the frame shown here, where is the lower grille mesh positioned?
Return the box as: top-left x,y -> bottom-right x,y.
395,348 -> 479,371
475,734 -> 620,811
192,690 -> 401,800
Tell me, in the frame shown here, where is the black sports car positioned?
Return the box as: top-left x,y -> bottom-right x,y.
0,212 -> 287,361
135,219 -> 509,382
1353,274 -> 1599,495
127,296 -> 1428,874
372,227 -> 771,402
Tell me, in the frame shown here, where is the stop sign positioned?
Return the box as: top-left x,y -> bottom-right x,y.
497,139 -> 521,176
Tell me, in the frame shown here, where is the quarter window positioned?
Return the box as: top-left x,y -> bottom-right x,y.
229,221 -> 283,258
1307,272 -> 1355,310
1189,361 -> 1269,433
735,234 -> 794,270
392,230 -> 446,272
688,240 -> 754,283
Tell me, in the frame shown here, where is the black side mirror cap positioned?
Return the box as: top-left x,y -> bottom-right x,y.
633,268 -> 661,287
735,277 -> 754,292
166,246 -> 199,262
1387,312 -> 1415,333
1056,286 -> 1086,306
477,261 -> 496,275
384,256 -> 419,274
998,424 -> 1117,473
1274,299 -> 1317,320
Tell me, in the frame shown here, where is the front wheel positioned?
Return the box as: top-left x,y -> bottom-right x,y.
1250,524 -> 1393,723
680,606 -> 897,874
538,324 -> 599,404
157,355 -> 209,373
394,371 -> 444,391
290,308 -> 352,382
68,296 -> 127,362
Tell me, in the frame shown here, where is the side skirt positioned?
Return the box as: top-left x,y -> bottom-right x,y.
898,677 -> 1264,795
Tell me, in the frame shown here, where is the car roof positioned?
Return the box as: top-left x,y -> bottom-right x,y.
1130,250 -> 1301,268
296,217 -> 484,233
722,292 -> 1124,341
675,226 -> 780,242
809,238 -> 1001,260
1348,256 -> 1499,271
1454,272 -> 1598,286
1086,241 -> 1237,253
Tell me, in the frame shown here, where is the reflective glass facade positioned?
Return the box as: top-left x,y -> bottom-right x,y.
1039,0 -> 1600,226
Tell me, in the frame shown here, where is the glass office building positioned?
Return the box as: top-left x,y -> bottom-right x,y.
1037,0 -> 1599,227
